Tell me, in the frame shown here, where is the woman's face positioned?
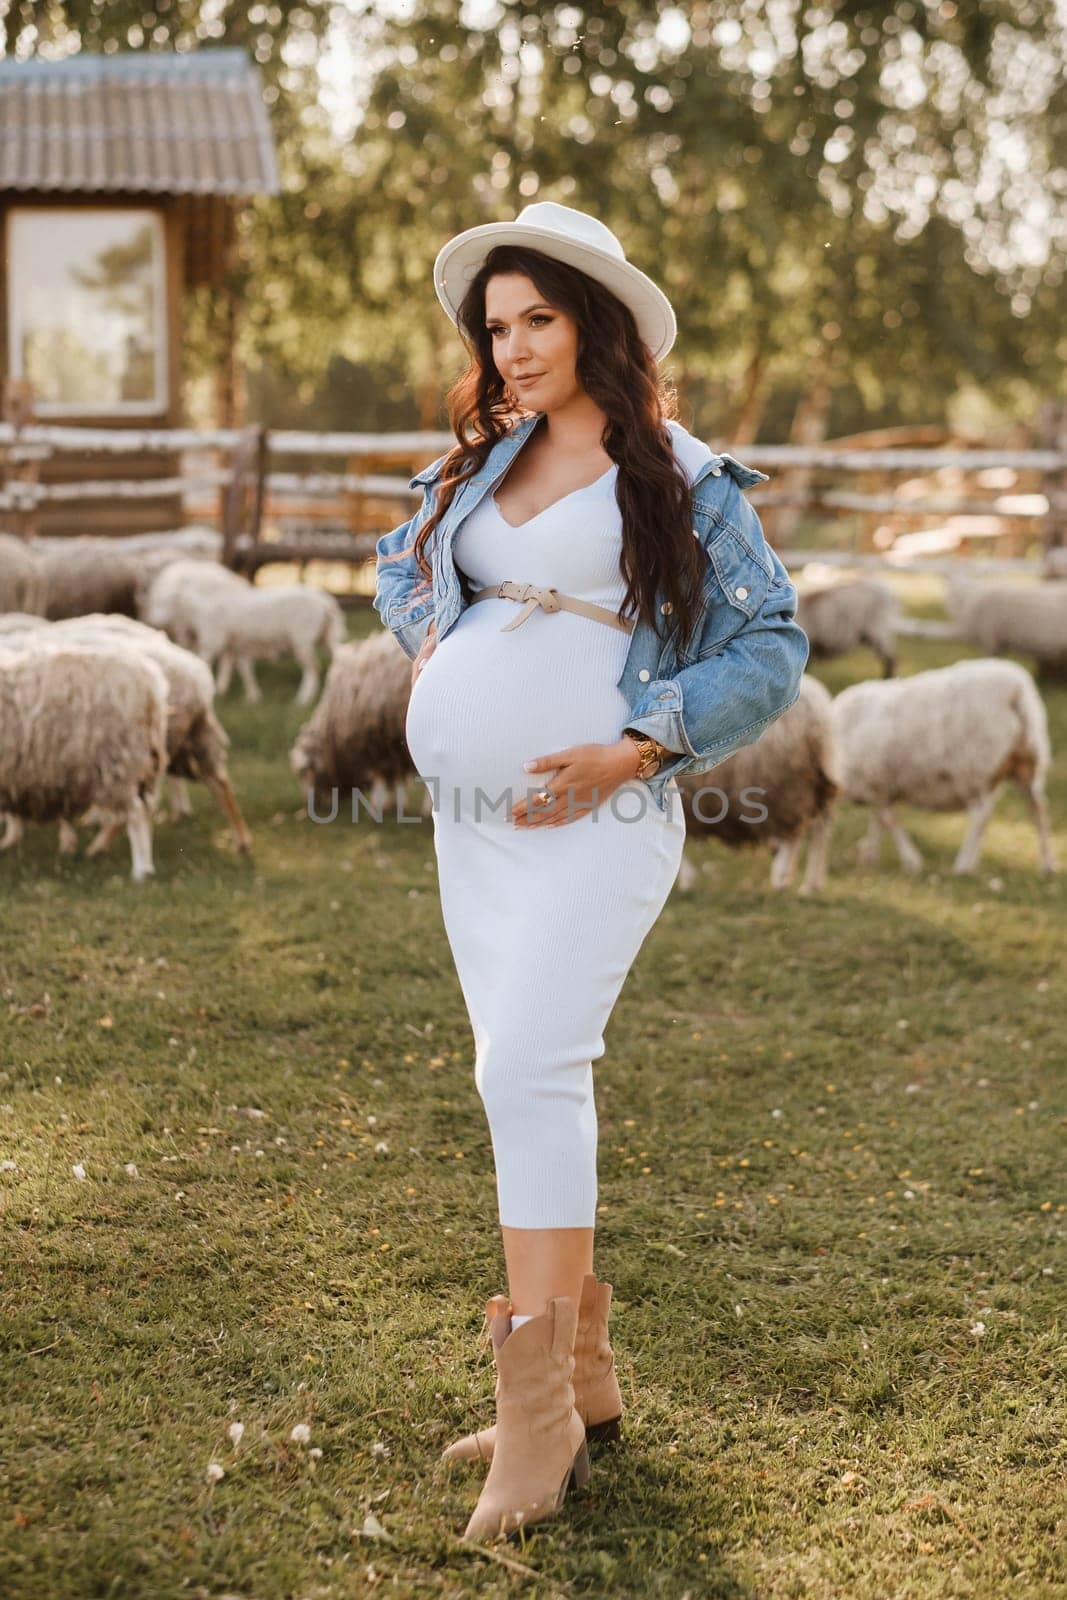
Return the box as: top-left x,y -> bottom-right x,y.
483,272 -> 581,412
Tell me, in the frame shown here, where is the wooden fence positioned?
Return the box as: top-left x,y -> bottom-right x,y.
2,416 -> 1065,599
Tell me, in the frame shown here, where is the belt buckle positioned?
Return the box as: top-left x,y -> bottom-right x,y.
495,580 -> 560,613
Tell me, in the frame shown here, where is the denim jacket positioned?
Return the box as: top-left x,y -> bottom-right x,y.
374,411 -> 809,814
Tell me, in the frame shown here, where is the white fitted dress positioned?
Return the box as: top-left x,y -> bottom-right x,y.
403,466 -> 686,1228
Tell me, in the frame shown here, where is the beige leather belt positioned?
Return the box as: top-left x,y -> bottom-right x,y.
470,580 -> 635,635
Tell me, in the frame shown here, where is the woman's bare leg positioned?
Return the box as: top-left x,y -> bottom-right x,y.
501,1226 -> 594,1317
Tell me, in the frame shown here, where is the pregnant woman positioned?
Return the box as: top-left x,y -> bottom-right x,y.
374,202 -> 809,1543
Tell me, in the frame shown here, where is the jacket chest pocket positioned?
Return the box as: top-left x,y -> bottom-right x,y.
678,526 -> 774,664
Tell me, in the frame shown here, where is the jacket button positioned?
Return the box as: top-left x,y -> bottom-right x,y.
734,585 -> 749,600
660,600 -> 673,615
711,464 -> 723,476
638,668 -> 651,682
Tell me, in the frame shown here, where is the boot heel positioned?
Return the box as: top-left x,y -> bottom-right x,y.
585,1415 -> 621,1446
569,1438 -> 591,1492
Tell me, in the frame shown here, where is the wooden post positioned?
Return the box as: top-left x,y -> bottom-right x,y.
221,428 -> 246,568
764,344 -> 835,548
2,377 -> 42,541
1037,398 -> 1067,557
730,335 -> 770,447
249,424 -> 268,556
222,423 -> 268,572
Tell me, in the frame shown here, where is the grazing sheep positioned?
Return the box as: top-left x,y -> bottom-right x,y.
39,538 -> 148,619
944,572 -> 1067,678
831,658 -> 1055,875
673,675 -> 841,895
0,533 -> 46,615
0,643 -> 168,881
131,546 -> 211,617
795,577 -> 899,677
0,614 -> 251,856
139,557 -> 249,653
290,629 -> 428,816
137,524 -> 220,560
194,583 -> 347,705
10,529 -> 224,623
33,524 -> 221,562
129,541 -> 230,618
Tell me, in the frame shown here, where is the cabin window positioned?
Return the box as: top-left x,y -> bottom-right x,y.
7,207 -> 167,416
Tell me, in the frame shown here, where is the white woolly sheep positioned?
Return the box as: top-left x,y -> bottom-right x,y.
944,572 -> 1067,679
0,643 -> 168,881
129,542 -> 231,618
0,614 -> 251,856
131,547 -> 208,617
795,577 -> 899,677
831,658 -> 1055,875
192,583 -> 347,705
673,675 -> 841,895
290,629 -> 428,817
0,533 -> 46,615
142,560 -> 340,702
139,557 -> 249,652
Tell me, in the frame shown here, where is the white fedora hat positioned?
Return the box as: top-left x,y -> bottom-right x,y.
433,201 -> 677,361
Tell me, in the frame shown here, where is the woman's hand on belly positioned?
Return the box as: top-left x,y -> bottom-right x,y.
512,739 -> 643,828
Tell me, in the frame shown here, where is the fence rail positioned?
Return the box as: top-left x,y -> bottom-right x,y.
2,417 -> 1065,577
1,421 -> 1064,471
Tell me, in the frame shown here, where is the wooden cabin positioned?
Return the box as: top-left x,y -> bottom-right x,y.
0,48 -> 279,537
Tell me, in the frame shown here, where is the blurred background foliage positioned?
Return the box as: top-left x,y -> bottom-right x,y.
3,0 -> 1065,441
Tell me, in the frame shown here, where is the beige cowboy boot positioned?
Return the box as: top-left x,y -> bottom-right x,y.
442,1273 -> 623,1465
459,1295 -> 589,1543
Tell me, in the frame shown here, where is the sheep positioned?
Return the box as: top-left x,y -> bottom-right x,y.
33,524 -> 221,562
0,533 -> 46,615
131,550 -> 238,624
0,614 -> 251,856
137,556 -> 244,617
794,577 -> 899,677
139,557 -> 249,652
16,529 -> 227,623
191,583 -> 347,705
131,546 -> 213,617
39,538 -> 148,619
0,643 -> 168,882
290,629 -> 429,817
944,572 -> 1067,679
673,675 -> 841,895
831,658 -> 1055,876
144,560 -> 348,707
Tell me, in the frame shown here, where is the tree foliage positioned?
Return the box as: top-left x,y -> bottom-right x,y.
4,0 -> 1064,433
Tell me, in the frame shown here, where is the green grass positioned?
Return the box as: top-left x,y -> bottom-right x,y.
1,614 -> 1064,1599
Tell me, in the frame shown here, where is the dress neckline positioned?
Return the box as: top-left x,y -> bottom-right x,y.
491,464 -> 616,531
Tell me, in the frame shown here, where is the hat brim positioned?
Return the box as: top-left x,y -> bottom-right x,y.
433,221 -> 676,362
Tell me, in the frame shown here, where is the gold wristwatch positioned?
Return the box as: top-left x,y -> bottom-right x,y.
622,728 -> 670,781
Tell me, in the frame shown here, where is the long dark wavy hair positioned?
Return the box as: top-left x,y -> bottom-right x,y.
411,244 -> 707,655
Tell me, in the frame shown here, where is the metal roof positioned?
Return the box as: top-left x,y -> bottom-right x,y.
0,48 -> 280,196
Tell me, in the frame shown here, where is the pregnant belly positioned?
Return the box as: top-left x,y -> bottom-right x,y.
404,604 -> 632,810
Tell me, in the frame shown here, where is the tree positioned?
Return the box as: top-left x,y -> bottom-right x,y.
6,0 -> 1064,433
